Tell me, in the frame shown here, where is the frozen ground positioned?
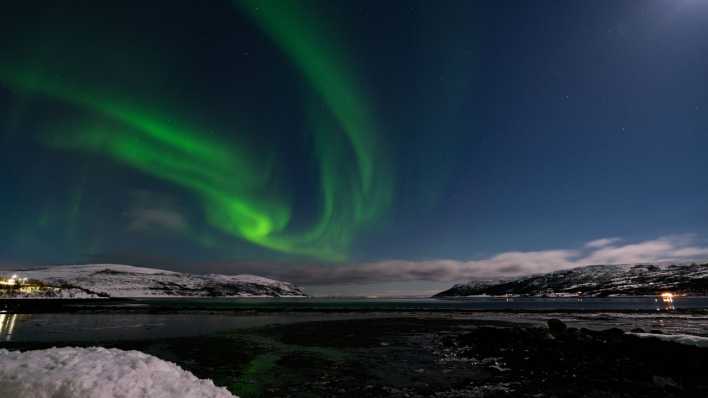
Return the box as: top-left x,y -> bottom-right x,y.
0,346 -> 235,398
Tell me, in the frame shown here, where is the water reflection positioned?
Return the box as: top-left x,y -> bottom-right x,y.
0,313 -> 30,341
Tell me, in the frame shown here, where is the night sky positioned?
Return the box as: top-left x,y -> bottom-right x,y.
2,1 -> 708,295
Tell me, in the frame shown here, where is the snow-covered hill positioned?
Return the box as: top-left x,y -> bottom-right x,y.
0,264 -> 306,298
434,263 -> 708,297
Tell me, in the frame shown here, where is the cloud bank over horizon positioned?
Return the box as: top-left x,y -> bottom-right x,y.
3,234 -> 707,297
272,234 -> 708,288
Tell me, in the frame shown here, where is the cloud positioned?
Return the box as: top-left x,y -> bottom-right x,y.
124,190 -> 188,233
585,237 -> 622,248
277,249 -> 578,285
671,247 -> 708,257
0,261 -> 20,270
240,235 -> 708,287
579,235 -> 707,265
126,208 -> 188,232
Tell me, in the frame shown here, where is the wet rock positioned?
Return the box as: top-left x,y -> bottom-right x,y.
428,320 -> 708,397
598,327 -> 625,343
547,319 -> 567,337
652,375 -> 679,389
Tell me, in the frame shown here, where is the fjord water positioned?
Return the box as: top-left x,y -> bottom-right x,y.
124,296 -> 708,311
1,297 -> 707,342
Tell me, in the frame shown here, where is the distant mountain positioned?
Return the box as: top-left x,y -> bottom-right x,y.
434,263 -> 708,297
0,264 -> 306,298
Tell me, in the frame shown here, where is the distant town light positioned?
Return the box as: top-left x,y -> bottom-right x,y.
660,292 -> 674,303
0,275 -> 32,288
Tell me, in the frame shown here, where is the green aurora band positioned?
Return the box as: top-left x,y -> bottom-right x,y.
0,1 -> 391,261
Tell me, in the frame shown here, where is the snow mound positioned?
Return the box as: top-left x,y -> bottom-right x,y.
0,347 -> 236,398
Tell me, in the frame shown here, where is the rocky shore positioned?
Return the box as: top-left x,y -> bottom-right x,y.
433,319 -> 707,397
2,316 -> 706,397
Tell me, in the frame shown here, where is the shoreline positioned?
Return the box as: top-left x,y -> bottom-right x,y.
2,316 -> 706,397
2,296 -> 707,315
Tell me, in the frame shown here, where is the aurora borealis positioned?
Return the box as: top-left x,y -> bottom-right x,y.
2,1 -> 708,294
1,0 -> 390,261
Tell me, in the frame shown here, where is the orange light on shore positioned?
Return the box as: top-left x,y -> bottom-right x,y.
660,292 -> 674,303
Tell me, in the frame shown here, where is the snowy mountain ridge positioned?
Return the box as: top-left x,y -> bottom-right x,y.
0,264 -> 306,298
434,262 -> 708,297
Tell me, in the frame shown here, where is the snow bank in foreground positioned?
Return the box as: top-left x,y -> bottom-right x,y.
631,333 -> 708,348
0,347 -> 236,398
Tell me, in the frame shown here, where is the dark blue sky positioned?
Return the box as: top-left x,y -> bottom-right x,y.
1,1 -> 707,292
359,0 -> 708,261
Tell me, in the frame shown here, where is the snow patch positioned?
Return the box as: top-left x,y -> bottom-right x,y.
0,346 -> 236,398
630,333 -> 708,348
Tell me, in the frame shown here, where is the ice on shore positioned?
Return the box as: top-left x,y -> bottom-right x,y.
630,332 -> 708,348
0,346 -> 236,398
